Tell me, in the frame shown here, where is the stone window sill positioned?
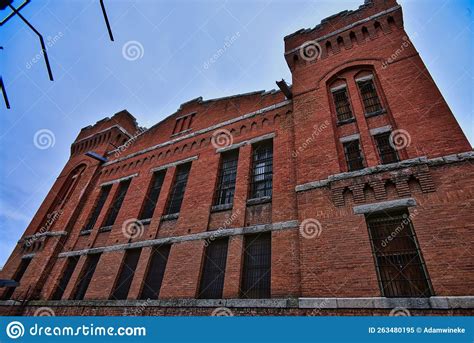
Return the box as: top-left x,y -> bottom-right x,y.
161,213 -> 179,221
211,203 -> 233,213
247,196 -> 272,206
98,226 -> 112,233
365,109 -> 386,118
336,117 -> 356,126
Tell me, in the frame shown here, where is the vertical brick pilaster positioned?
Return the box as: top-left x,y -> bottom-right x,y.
231,144 -> 251,228
223,235 -> 243,298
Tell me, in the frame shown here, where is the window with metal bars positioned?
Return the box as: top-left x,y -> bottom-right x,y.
102,179 -> 131,227
240,233 -> 271,299
198,238 -> 229,299
83,185 -> 111,231
165,163 -> 191,215
343,139 -> 365,171
366,210 -> 432,297
72,253 -> 101,300
110,248 -> 142,300
51,256 -> 79,300
139,245 -> 171,299
332,87 -> 354,122
1,257 -> 32,300
374,132 -> 399,164
213,151 -> 239,206
139,170 -> 166,220
249,141 -> 273,199
357,78 -> 383,115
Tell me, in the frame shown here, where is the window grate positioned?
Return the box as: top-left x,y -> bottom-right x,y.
358,79 -> 383,114
83,185 -> 111,231
374,132 -> 399,164
139,170 -> 166,220
102,179 -> 131,227
110,248 -> 141,300
72,253 -> 101,300
213,151 -> 239,206
165,163 -> 191,215
51,256 -> 79,300
343,139 -> 365,171
332,88 -> 354,122
249,141 -> 273,199
198,239 -> 229,299
240,233 -> 271,299
140,245 -> 171,299
366,211 -> 432,297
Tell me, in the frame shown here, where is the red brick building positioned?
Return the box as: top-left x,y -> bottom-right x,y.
1,0 -> 473,316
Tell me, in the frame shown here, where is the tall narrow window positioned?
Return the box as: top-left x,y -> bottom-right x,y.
139,171 -> 166,220
165,163 -> 191,215
51,256 -> 79,300
83,185 -> 111,231
139,245 -> 171,299
213,150 -> 239,206
110,248 -> 142,300
357,78 -> 383,114
198,239 -> 229,299
250,141 -> 273,199
240,233 -> 271,299
102,179 -> 131,227
374,132 -> 399,164
366,210 -> 432,297
332,87 -> 353,122
72,253 -> 101,300
343,139 -> 365,171
2,257 -> 32,300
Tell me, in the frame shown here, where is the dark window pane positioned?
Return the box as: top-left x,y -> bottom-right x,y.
358,79 -> 383,114
102,179 -> 131,227
139,171 -> 166,220
343,139 -> 365,171
198,239 -> 229,299
165,163 -> 191,215
374,132 -> 399,164
366,211 -> 432,297
2,257 -> 32,300
110,249 -> 142,300
72,254 -> 101,300
83,185 -> 111,231
332,88 -> 353,122
51,256 -> 79,300
140,245 -> 171,299
250,141 -> 273,199
213,151 -> 239,206
240,233 -> 271,299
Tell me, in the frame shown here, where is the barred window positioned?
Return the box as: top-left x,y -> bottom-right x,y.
357,78 -> 383,114
240,233 -> 271,299
140,245 -> 171,299
52,256 -> 79,300
343,139 -> 364,171
165,163 -> 191,215
139,170 -> 166,220
250,141 -> 273,199
72,253 -> 101,300
2,257 -> 32,300
83,185 -> 111,231
102,179 -> 131,227
366,210 -> 432,297
198,239 -> 229,299
332,87 -> 353,122
374,132 -> 399,164
110,248 -> 142,300
213,151 -> 239,206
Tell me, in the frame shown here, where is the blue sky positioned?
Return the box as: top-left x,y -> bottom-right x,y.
0,0 -> 472,268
